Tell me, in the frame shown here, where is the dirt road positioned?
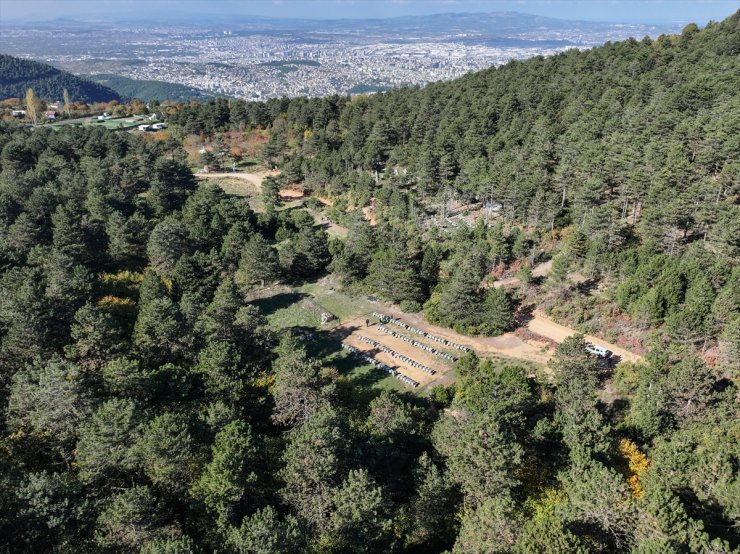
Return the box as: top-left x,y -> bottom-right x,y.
306,209 -> 349,238
360,305 -> 641,371
527,311 -> 643,364
197,171 -> 274,188
379,308 -> 552,366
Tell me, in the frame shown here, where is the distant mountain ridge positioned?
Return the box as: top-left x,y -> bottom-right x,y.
0,54 -> 121,103
15,11 -> 678,38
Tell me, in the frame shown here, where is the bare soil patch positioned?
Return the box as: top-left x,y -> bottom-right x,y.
335,318 -> 456,390
279,188 -> 305,200
378,307 -> 552,367
527,310 -> 643,364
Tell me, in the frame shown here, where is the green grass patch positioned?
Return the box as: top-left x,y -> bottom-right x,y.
327,349 -> 403,392
297,281 -> 374,322
250,291 -> 322,330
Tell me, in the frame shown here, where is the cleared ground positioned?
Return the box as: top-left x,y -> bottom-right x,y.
198,175 -> 262,198
248,273 -> 644,392
334,317 -> 459,390
196,170 -> 274,192
199,172 -> 350,238
527,310 -> 643,364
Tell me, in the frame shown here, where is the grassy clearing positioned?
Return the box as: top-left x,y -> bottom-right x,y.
327,348 -> 404,392
251,291 -> 323,329
201,177 -> 260,198
248,279 -> 402,392
249,281 -> 375,335
297,280 -> 375,322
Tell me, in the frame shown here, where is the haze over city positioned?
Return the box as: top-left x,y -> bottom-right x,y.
4,1 -> 736,99
1,0 -> 737,24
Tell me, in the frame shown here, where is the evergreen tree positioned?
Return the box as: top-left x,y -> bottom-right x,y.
76,399 -> 143,487
226,507 -> 302,554
236,235 -> 280,288
193,420 -> 262,526
135,412 -> 199,495
95,486 -> 174,551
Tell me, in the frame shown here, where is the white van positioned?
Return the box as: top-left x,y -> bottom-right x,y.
585,343 -> 612,358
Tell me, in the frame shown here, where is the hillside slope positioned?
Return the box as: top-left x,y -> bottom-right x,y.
0,54 -> 121,103
170,10 -> 739,256
0,12 -> 738,554
88,74 -> 215,102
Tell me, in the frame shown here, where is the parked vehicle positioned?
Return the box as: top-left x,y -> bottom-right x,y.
585,343 -> 612,358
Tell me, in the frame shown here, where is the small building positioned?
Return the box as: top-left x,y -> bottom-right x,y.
151,122 -> 166,130
45,110 -> 57,120
11,109 -> 26,117
138,124 -> 152,132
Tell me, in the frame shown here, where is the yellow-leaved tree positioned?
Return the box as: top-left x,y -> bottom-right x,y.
25,87 -> 39,124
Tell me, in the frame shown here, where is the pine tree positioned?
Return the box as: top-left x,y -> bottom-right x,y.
453,496 -> 520,554
323,470 -> 392,552
236,235 -> 280,289
226,507 -> 302,554
481,287 -> 514,335
135,412 -> 199,495
193,420 -> 262,526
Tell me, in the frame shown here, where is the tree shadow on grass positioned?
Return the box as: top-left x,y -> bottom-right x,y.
285,326 -> 338,359
283,323 -> 405,408
249,292 -> 307,316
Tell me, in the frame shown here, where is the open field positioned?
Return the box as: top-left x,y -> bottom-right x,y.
196,170 -> 273,190
197,173 -> 349,238
46,114 -> 152,130
198,175 -> 262,198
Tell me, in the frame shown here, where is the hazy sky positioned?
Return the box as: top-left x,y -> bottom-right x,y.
0,0 -> 737,25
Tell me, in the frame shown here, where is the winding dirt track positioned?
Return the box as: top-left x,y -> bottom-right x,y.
196,171 -> 272,188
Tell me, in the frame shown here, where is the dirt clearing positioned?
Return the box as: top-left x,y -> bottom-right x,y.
526,311 -> 643,364
333,317 -> 458,390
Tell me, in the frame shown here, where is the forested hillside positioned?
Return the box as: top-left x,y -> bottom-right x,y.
0,12 -> 737,554
0,55 -> 121,103
171,13 -> 739,254
170,13 -> 739,350
88,74 -> 215,103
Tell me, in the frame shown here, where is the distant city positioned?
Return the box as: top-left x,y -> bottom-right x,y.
1,13 -> 680,99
